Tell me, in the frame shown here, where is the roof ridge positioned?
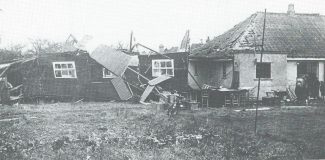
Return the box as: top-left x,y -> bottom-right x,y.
256,11 -> 321,16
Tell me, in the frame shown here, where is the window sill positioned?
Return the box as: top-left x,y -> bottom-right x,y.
254,78 -> 272,81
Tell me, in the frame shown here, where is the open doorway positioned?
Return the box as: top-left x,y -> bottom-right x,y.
296,61 -> 319,98
297,61 -> 318,78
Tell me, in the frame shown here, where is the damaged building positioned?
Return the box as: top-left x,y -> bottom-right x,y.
189,4 -> 325,107
0,50 -> 135,102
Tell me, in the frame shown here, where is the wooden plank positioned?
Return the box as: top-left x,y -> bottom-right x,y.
111,77 -> 132,100
140,85 -> 155,102
148,75 -> 171,86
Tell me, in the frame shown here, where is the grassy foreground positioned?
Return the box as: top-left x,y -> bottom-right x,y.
1,102 -> 325,160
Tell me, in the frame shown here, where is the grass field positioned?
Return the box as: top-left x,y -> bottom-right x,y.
1,102 -> 325,160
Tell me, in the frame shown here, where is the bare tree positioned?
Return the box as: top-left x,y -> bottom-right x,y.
117,41 -> 127,50
29,39 -> 64,55
0,44 -> 25,63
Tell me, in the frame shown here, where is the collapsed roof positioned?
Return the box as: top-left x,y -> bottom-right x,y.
191,11 -> 325,58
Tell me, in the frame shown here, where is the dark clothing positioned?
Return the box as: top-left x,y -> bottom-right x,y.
320,82 -> 325,96
295,85 -> 307,103
313,80 -> 320,98
167,94 -> 179,116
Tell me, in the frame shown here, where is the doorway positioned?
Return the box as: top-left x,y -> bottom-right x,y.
297,61 -> 318,78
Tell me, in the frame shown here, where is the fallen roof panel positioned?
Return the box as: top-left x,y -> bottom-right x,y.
90,45 -> 131,77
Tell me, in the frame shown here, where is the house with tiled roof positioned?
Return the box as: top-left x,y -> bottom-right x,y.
188,4 -> 325,106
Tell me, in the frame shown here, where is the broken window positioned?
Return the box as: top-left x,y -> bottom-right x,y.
102,68 -> 115,78
52,61 -> 77,78
152,59 -> 174,77
256,62 -> 271,78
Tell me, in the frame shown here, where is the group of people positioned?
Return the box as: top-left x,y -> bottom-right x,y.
295,73 -> 325,104
0,77 -> 13,106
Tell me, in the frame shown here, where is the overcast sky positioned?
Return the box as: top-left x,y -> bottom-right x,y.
0,0 -> 325,50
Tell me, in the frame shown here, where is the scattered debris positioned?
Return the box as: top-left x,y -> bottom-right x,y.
281,106 -> 314,109
73,98 -> 84,104
234,107 -> 271,112
0,117 -> 19,122
140,75 -> 171,103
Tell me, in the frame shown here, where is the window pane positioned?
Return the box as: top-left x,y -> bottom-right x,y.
166,61 -> 172,67
70,70 -> 76,77
161,61 -> 166,67
256,63 -> 271,78
104,69 -> 112,77
62,70 -> 68,75
154,61 -> 159,68
55,64 -> 61,69
167,69 -> 173,76
153,69 -> 160,76
61,64 -> 67,69
55,71 -> 62,77
161,69 -> 167,75
68,64 -> 73,68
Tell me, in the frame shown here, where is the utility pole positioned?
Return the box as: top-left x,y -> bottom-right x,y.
255,9 -> 267,135
129,31 -> 133,52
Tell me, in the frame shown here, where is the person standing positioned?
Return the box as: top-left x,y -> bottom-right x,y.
167,90 -> 178,116
320,81 -> 325,101
295,78 -> 307,105
0,77 -> 13,106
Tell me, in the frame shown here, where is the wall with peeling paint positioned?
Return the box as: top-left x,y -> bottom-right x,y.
235,53 -> 287,99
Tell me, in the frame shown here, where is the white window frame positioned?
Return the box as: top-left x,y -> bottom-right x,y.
102,68 -> 115,78
152,59 -> 174,77
52,61 -> 77,78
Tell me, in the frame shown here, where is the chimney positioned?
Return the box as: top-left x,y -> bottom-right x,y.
159,44 -> 165,53
287,4 -> 295,16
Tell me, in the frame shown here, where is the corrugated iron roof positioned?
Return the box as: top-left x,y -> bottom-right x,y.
90,45 -> 131,77
191,12 -> 325,58
111,77 -> 133,101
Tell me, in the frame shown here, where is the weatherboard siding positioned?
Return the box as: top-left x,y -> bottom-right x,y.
22,52 -> 120,100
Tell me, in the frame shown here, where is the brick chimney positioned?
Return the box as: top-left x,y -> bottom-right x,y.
287,4 -> 295,16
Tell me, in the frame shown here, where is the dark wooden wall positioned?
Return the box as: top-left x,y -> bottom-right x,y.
138,52 -> 190,92
21,51 -> 120,101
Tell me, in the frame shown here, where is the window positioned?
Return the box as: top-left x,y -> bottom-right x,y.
222,62 -> 227,78
102,68 -> 115,78
152,59 -> 174,77
256,62 -> 271,78
52,62 -> 77,78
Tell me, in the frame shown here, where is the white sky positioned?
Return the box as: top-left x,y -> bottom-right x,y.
0,0 -> 325,50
